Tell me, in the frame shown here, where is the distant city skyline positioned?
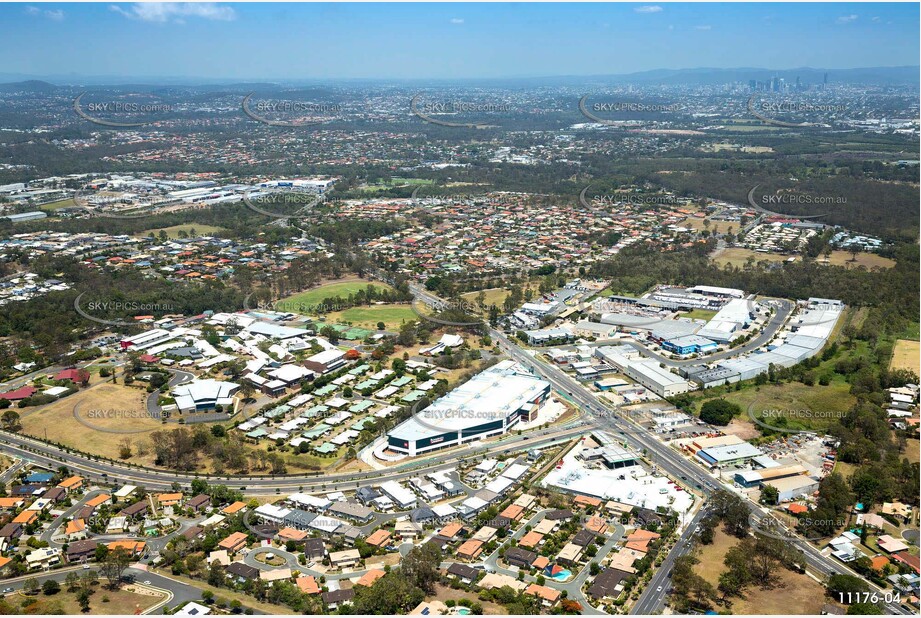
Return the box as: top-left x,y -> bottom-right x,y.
1,2 -> 918,81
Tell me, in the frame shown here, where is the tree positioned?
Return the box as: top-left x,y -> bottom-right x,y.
400,542 -> 441,594
117,437 -> 133,460
699,399 -> 740,426
78,589 -> 91,612
352,571 -> 423,614
1,409 -> 20,431
760,484 -> 779,505
101,547 -> 133,589
23,577 -> 39,595
42,579 -> 61,595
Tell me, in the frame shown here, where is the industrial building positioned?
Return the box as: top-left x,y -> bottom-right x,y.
683,365 -> 742,388
3,211 -> 47,223
594,345 -> 691,398
697,298 -> 753,343
734,464 -> 809,488
696,442 -> 763,468
661,335 -> 718,355
762,475 -> 820,503
386,362 -> 551,457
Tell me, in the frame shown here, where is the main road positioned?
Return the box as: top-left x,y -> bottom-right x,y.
487,326 -> 911,615
0,423 -> 585,494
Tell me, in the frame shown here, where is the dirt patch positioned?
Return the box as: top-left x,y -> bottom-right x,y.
693,528 -> 844,614
722,417 -> 761,441
19,382 -> 163,461
12,584 -> 165,615
429,583 -> 506,614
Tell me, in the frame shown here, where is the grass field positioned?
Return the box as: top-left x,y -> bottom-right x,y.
38,198 -> 77,211
140,223 -> 225,239
326,304 -> 416,330
695,380 -> 856,433
713,247 -> 895,270
819,250 -> 896,269
680,217 -> 738,235
890,339 -> 921,375
280,279 -> 393,313
358,177 -> 434,193
19,383 -> 163,461
904,439 -> 920,465
681,308 -> 718,321
13,584 -> 165,614
713,248 -> 790,268
460,284 -> 542,312
693,529 -> 839,614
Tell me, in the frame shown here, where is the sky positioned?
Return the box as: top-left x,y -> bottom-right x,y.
2,2 -> 919,81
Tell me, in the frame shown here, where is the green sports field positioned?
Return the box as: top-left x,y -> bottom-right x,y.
281,280 -> 393,308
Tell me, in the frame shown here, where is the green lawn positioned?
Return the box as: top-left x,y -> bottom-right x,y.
359,178 -> 434,192
697,380 -> 856,433
281,280 -> 393,311
328,304 -> 416,330
140,224 -> 225,238
683,308 -> 718,321
39,198 -> 77,211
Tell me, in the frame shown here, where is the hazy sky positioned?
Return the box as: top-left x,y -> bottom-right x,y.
3,2 -> 918,80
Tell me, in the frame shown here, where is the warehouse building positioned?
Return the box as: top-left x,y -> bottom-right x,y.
594,345 -> 691,398
3,211 -> 47,223
684,365 -> 741,388
715,357 -> 768,382
386,362 -> 550,457
662,335 -> 718,355
696,442 -> 763,468
697,298 -> 754,343
734,464 -> 809,488
763,475 -> 820,503
687,285 -> 745,299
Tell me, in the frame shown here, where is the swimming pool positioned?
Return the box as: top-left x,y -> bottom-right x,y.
548,569 -> 572,581
456,608 -> 472,615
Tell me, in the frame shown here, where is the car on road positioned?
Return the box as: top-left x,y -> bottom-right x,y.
144,580 -> 151,585
83,564 -> 90,570
657,586 -> 663,592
